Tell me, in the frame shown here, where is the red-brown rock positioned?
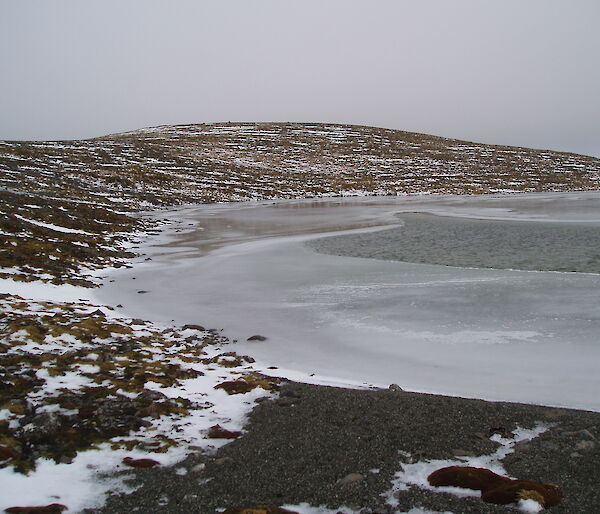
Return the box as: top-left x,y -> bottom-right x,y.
122,456 -> 160,468
214,380 -> 256,395
427,466 -> 562,508
428,465 -> 511,491
4,504 -> 67,513
0,445 -> 19,461
207,424 -> 242,439
482,479 -> 563,508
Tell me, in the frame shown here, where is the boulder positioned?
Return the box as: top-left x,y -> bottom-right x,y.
428,466 -> 562,508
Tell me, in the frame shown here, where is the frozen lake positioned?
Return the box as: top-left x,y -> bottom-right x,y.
96,191 -> 600,411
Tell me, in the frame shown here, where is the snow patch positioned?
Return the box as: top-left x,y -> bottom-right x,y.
14,214 -> 94,235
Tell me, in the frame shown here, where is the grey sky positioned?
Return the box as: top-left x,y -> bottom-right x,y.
1,0 -> 599,157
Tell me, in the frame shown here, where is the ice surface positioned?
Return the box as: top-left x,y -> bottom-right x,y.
95,192 -> 600,411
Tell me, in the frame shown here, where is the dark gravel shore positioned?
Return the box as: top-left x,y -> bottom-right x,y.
90,381 -> 600,514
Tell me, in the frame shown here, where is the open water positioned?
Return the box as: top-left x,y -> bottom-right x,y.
309,214 -> 600,274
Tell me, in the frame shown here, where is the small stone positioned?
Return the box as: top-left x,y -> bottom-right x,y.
131,318 -> 146,325
247,334 -> 267,341
488,427 -> 512,439
90,309 -> 106,317
214,456 -> 234,465
580,428 -> 597,440
137,290 -> 149,294
562,428 -> 597,440
116,304 -> 123,308
182,324 -> 205,331
276,398 -> 295,407
575,440 -> 595,451
191,463 -> 206,473
452,449 -> 476,457
388,384 -> 403,392
539,441 -> 559,450
514,440 -> 531,452
543,408 -> 569,418
280,390 -> 301,398
337,472 -> 365,486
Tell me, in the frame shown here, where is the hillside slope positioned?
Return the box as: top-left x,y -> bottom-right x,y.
1,122 -> 600,284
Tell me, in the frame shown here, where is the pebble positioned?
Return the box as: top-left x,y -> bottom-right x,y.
337,472 -> 365,486
191,463 -> 206,473
575,440 -> 595,451
452,449 -> 476,457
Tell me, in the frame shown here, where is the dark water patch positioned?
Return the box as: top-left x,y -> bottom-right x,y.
308,214 -> 600,273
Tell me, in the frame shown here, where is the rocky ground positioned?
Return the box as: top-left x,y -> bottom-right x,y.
2,123 -> 600,513
91,382 -> 600,514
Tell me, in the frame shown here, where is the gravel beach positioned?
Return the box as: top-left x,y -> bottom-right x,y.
90,381 -> 600,513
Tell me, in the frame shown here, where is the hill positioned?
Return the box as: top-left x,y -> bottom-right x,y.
1,122 -> 599,286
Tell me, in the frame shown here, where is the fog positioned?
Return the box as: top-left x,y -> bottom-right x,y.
1,1 -> 599,156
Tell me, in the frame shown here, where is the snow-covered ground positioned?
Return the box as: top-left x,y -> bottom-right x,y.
96,191 -> 600,412
0,279 -> 279,512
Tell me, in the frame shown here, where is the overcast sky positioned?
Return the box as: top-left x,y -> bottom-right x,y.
1,1 -> 599,156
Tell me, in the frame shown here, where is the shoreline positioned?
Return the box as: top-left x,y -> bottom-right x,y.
91,380 -> 600,513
